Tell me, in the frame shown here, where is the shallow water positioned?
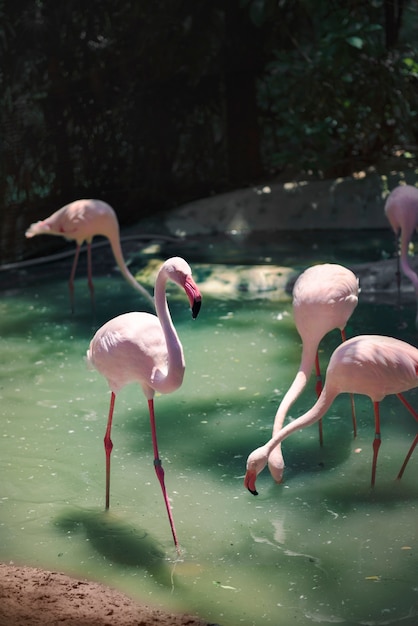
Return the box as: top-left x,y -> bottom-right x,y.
1,239 -> 418,626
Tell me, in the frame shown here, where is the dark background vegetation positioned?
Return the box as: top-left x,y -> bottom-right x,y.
1,0 -> 417,263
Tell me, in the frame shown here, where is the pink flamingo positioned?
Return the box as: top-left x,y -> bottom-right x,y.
384,184 -> 418,320
268,264 -> 359,483
245,334 -> 418,495
86,257 -> 202,552
25,199 -> 154,311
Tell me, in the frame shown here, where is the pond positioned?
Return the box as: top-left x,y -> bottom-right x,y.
1,230 -> 417,626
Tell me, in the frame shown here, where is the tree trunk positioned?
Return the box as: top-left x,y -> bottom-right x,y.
384,0 -> 404,48
224,3 -> 264,184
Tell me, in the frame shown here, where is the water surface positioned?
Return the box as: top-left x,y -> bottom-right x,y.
1,238 -> 417,625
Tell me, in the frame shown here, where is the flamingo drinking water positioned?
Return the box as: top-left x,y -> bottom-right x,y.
86,257 -> 202,551
268,263 -> 359,483
245,335 -> 418,494
25,199 -> 154,312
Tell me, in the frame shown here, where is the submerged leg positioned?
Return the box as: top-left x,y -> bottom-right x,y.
69,244 -> 81,314
340,329 -> 357,438
396,393 -> 418,479
371,401 -> 381,487
104,392 -> 116,510
315,352 -> 323,446
148,399 -> 180,553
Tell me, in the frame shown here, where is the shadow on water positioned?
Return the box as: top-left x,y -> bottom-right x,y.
54,508 -> 176,588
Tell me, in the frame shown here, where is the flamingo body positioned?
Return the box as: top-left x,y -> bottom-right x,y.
384,185 -> 418,322
86,257 -> 202,550
26,198 -> 118,243
88,312 -> 184,396
246,335 -> 418,494
268,264 -> 359,482
324,335 -> 418,399
292,264 -> 359,344
26,199 -> 154,310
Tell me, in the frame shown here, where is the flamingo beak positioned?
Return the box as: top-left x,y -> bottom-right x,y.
244,469 -> 258,496
184,276 -> 202,319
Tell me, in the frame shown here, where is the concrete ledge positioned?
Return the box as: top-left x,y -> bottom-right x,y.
166,171 -> 418,235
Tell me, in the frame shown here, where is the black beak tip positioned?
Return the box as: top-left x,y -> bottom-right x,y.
248,488 -> 258,496
192,298 -> 202,319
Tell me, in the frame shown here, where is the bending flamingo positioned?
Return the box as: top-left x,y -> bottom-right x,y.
384,184 -> 418,323
86,257 -> 202,551
25,199 -> 154,312
268,264 -> 359,483
245,335 -> 418,495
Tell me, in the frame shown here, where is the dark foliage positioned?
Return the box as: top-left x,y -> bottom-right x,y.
0,0 -> 417,263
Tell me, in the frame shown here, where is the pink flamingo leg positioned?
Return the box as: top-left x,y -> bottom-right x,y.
315,352 -> 324,446
315,332 -> 357,448
340,329 -> 357,438
395,233 -> 402,306
395,393 -> 418,479
86,242 -> 95,313
397,435 -> 418,479
148,399 -> 180,553
371,401 -> 381,487
69,244 -> 81,313
104,392 -> 115,510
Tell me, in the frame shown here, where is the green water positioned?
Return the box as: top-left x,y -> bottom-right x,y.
1,251 -> 418,626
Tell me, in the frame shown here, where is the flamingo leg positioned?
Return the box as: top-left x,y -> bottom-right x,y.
104,391 -> 116,510
395,393 -> 418,479
69,244 -> 81,314
148,399 -> 180,553
395,233 -> 401,307
86,242 -> 95,314
371,401 -> 381,487
340,329 -> 357,438
315,352 -> 324,446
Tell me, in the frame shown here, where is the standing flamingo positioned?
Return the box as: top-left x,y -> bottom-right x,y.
245,335 -> 418,495
86,257 -> 202,551
25,199 -> 154,312
268,264 -> 359,483
384,184 -> 418,323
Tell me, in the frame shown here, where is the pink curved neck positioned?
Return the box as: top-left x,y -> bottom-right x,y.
107,235 -> 155,307
399,246 -> 418,293
267,383 -> 335,456
153,270 -> 185,394
272,341 -> 318,434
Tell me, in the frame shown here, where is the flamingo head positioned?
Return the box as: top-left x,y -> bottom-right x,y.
162,257 -> 202,319
267,444 -> 285,484
25,220 -> 51,238
184,275 -> 202,319
244,444 -> 270,496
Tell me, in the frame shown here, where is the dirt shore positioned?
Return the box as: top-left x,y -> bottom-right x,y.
0,563 -> 216,626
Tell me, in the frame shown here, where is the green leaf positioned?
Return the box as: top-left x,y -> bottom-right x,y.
346,36 -> 364,50
403,57 -> 418,72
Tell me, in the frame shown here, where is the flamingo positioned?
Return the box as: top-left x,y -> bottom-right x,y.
268,264 -> 359,483
384,184 -> 418,323
25,199 -> 154,312
86,257 -> 202,552
245,334 -> 418,495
